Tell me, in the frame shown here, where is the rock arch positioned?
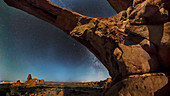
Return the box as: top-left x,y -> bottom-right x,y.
24,74 -> 45,86
4,0 -> 170,95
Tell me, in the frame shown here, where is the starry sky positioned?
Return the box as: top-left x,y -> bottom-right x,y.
0,0 -> 116,82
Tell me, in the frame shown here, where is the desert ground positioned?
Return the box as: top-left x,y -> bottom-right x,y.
0,82 -> 105,96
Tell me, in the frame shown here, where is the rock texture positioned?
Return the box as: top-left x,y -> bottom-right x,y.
155,75 -> 170,96
105,73 -> 168,96
4,0 -> 170,96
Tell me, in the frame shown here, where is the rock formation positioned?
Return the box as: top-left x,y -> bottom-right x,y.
11,80 -> 22,87
105,73 -> 168,96
24,74 -> 45,86
27,74 -> 32,81
96,78 -> 112,88
11,74 -> 45,87
82,78 -> 112,88
4,0 -> 170,96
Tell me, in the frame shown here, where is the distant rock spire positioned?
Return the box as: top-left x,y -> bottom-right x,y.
27,74 -> 32,81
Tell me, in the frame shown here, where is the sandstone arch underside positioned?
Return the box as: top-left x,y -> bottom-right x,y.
4,0 -> 170,96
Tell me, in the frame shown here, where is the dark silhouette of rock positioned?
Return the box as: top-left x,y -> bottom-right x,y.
27,74 -> 32,81
4,0 -> 170,95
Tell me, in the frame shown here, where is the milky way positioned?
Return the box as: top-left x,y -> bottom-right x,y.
0,0 -> 116,82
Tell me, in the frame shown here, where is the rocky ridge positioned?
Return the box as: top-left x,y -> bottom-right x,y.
82,78 -> 112,88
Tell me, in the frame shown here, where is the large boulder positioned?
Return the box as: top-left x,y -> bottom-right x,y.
105,73 -> 168,96
155,76 -> 170,96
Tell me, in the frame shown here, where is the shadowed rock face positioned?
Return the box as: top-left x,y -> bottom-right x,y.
4,0 -> 170,95
27,74 -> 32,81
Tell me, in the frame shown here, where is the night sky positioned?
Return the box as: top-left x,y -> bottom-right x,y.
0,0 -> 116,82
